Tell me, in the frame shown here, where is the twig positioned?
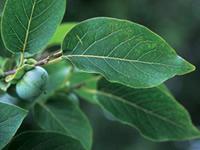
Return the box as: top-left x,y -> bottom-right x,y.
36,51 -> 62,66
0,51 -> 63,79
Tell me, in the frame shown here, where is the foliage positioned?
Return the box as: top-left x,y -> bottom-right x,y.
0,0 -> 199,150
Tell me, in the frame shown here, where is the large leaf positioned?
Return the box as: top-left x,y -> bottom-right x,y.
6,131 -> 85,150
34,94 -> 93,150
0,102 -> 27,149
62,17 -> 195,88
1,0 -> 66,55
49,23 -> 77,46
85,78 -> 200,141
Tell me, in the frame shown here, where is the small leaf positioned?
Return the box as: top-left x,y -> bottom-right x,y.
34,94 -> 93,150
49,23 -> 77,46
0,56 -> 16,91
0,80 -> 9,91
87,78 -> 200,141
62,17 -> 195,88
6,131 -> 85,150
0,57 -> 16,91
0,102 -> 27,149
2,0 -> 66,55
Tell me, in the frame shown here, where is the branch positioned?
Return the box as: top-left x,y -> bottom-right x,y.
0,51 -> 63,79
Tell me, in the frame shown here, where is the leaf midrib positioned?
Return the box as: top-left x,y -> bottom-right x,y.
37,103 -> 74,136
22,0 -> 36,52
66,55 -> 181,68
84,88 -> 186,130
37,103 -> 89,149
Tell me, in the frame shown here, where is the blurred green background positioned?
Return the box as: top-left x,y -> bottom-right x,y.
63,0 -> 200,150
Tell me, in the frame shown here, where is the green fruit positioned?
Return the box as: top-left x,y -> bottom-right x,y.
16,66 -> 48,101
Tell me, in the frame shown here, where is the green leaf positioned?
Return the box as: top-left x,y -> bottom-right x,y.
0,63 -> 10,90
49,23 -> 77,46
62,17 -> 195,88
69,72 -> 100,104
34,94 -> 93,150
1,0 -> 66,55
0,102 -> 27,149
6,131 -> 85,150
0,78 -> 10,91
86,78 -> 200,141
0,56 -> 16,91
